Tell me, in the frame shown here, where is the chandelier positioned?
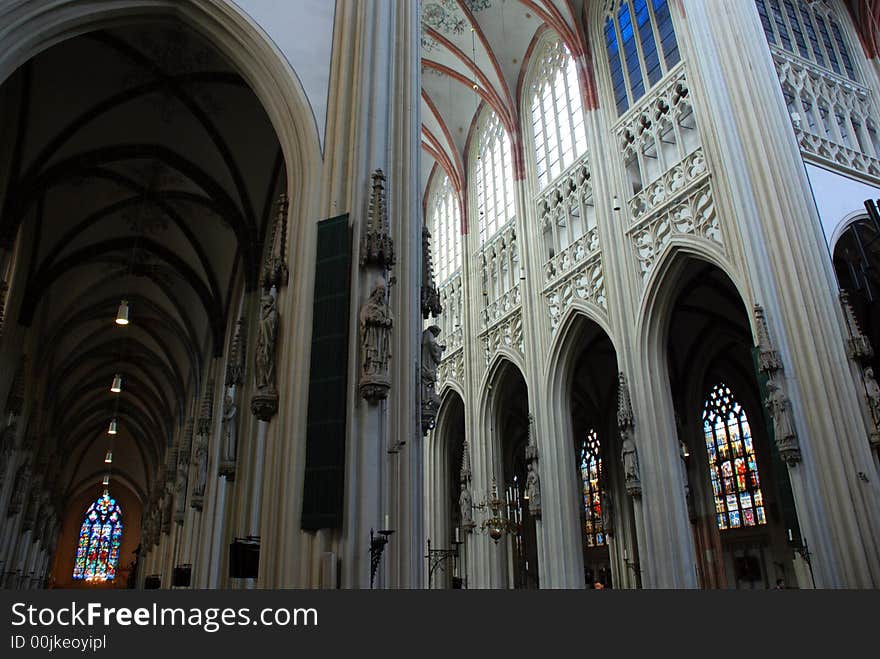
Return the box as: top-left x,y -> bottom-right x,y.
475,479 -> 517,543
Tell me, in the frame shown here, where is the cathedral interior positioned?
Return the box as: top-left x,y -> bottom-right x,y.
1,0 -> 880,590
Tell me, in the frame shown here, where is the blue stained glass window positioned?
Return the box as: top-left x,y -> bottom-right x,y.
72,493 -> 123,582
604,0 -> 680,115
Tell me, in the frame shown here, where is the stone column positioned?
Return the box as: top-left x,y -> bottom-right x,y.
681,0 -> 880,587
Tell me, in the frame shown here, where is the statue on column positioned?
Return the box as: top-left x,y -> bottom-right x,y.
173,450 -> 188,524
252,286 -> 280,421
190,436 -> 208,510
420,325 -> 445,434
359,277 -> 392,402
8,459 -> 31,515
864,366 -> 880,447
600,490 -> 614,537
524,461 -> 542,518
620,429 -> 641,496
617,373 -> 641,497
765,379 -> 801,466
256,288 -> 279,391
218,392 -> 238,480
0,422 -> 15,489
459,481 -> 474,528
161,479 -> 174,534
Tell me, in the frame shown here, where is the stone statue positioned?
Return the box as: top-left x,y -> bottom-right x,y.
621,429 -> 641,495
0,422 -> 14,489
219,393 -> 238,478
459,481 -> 474,527
524,461 -> 541,518
8,460 -> 31,514
174,454 -> 188,521
765,379 -> 800,465
359,278 -> 392,401
255,287 -> 279,392
600,490 -> 613,536
193,436 -> 208,499
420,325 -> 446,433
864,367 -> 880,426
161,479 -> 174,533
766,381 -> 794,437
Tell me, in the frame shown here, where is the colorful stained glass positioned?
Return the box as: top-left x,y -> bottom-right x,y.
703,383 -> 767,531
72,493 -> 123,582
579,429 -> 606,548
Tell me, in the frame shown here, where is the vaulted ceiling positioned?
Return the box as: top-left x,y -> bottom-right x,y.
0,21 -> 283,503
420,0 -> 598,215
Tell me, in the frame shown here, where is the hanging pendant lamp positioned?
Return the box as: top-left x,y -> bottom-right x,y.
115,300 -> 130,325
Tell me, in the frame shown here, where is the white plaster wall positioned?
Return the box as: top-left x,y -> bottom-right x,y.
232,0 -> 336,152
805,163 -> 880,247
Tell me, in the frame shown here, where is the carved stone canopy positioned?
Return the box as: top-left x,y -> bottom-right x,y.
360,170 -> 395,269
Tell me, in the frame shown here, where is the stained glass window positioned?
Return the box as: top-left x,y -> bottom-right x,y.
580,429 -> 606,547
703,383 -> 766,531
72,493 -> 123,582
604,0 -> 681,115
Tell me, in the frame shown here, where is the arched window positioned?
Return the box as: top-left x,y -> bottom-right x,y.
604,0 -> 681,115
703,384 -> 766,530
755,0 -> 857,80
474,111 -> 516,244
428,173 -> 462,283
580,429 -> 606,547
528,37 -> 589,190
72,492 -> 123,582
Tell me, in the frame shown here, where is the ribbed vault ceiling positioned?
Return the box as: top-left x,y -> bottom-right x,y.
1,21 -> 283,503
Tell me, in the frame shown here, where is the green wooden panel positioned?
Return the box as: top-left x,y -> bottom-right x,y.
302,214 -> 350,530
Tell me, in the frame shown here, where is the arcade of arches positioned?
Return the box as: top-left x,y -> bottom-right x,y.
1,0 -> 880,590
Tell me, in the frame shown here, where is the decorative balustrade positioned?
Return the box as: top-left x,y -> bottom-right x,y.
437,272 -> 463,356
482,284 -> 521,330
545,254 -> 605,333
628,148 -> 708,222
478,220 -> 521,331
773,48 -> 880,181
535,152 -> 600,285
483,312 -> 524,362
614,64 -> 701,201
438,347 -> 464,390
628,179 -> 721,278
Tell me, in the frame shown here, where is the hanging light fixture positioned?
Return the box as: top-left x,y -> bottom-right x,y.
103,488 -> 110,498
110,373 -> 123,393
102,474 -> 110,486
612,195 -> 621,211
104,450 -> 113,464
108,418 -> 118,435
115,299 -> 130,325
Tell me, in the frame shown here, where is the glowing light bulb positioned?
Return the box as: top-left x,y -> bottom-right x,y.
115,300 -> 130,325
111,373 -> 123,393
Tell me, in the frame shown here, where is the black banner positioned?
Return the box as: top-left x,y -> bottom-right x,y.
1,589 -> 877,657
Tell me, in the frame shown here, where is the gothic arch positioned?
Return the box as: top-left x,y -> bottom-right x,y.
478,351 -> 528,419
637,239 -> 748,353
